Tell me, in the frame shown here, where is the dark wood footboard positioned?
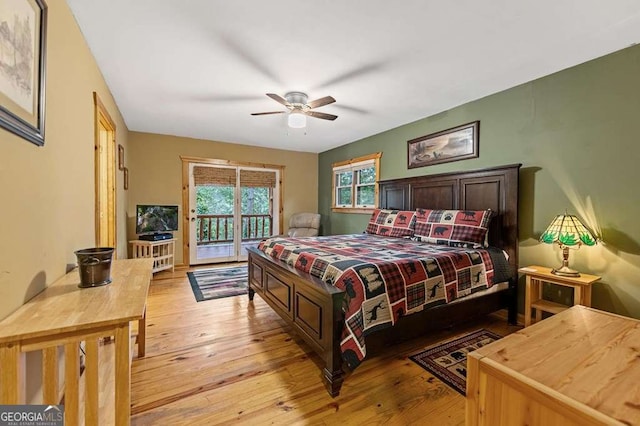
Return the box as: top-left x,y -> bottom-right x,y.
248,247 -> 346,396
249,247 -> 516,397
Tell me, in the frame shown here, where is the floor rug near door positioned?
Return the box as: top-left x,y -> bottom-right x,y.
187,266 -> 248,302
409,329 -> 502,395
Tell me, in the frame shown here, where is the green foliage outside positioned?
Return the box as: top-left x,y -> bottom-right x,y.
357,186 -> 375,205
196,186 -> 270,215
338,171 -> 352,186
196,186 -> 271,241
358,167 -> 376,184
335,166 -> 376,206
338,187 -> 352,205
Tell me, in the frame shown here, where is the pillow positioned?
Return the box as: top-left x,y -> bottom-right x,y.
414,209 -> 494,248
365,209 -> 416,238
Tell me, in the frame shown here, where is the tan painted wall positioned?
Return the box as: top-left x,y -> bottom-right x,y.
0,0 -> 129,402
0,0 -> 128,318
127,132 -> 318,264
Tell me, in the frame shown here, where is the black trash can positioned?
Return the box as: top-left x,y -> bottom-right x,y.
75,247 -> 114,288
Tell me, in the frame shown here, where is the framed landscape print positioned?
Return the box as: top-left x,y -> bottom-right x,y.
407,121 -> 479,169
0,0 -> 47,146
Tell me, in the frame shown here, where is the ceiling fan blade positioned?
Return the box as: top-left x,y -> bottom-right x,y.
305,111 -> 338,121
266,93 -> 290,106
251,111 -> 286,116
306,96 -> 336,109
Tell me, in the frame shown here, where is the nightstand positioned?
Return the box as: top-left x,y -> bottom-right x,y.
519,265 -> 600,327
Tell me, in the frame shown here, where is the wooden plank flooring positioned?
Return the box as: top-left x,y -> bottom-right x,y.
131,265 -> 521,425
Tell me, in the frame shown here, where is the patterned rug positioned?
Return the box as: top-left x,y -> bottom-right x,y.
187,266 -> 248,302
409,329 -> 502,395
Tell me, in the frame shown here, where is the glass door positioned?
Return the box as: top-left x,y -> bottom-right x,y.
189,163 -> 280,264
238,168 -> 276,260
189,164 -> 237,264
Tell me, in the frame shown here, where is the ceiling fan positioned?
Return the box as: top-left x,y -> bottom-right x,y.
251,92 -> 338,128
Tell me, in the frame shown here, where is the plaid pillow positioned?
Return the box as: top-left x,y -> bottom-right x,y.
365,209 -> 416,238
414,209 -> 494,248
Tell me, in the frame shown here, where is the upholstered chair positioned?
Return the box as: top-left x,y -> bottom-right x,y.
287,213 -> 321,237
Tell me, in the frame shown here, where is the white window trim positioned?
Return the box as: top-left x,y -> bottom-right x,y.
354,168 -> 376,208
331,152 -> 382,214
334,170 -> 353,208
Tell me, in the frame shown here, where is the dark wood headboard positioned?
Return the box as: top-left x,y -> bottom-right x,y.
378,164 -> 521,275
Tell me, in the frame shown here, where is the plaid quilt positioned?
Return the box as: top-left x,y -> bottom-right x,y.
258,234 -> 499,369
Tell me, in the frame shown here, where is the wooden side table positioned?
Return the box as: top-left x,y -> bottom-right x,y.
519,265 -> 600,327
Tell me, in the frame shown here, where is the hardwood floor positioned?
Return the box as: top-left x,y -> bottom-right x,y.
131,265 -> 521,425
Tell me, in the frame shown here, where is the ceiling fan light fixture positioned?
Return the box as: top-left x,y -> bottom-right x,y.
288,111 -> 306,128
253,92 -> 336,126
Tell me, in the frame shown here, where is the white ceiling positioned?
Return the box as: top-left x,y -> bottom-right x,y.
67,1 -> 640,153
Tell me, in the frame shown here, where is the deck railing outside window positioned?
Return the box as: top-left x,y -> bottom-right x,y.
196,214 -> 272,245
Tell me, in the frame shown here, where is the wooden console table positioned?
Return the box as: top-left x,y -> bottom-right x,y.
466,305 -> 640,425
0,258 -> 153,426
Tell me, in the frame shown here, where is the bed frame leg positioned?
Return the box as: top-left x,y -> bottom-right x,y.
323,292 -> 345,397
507,277 -> 518,325
248,287 -> 255,301
323,366 -> 344,397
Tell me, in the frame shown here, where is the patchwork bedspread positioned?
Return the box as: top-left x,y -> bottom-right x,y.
258,234 -> 507,369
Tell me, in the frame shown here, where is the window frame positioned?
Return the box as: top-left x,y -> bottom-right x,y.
331,152 -> 382,214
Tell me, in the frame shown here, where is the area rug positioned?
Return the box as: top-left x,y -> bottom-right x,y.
187,266 -> 248,302
409,329 -> 502,395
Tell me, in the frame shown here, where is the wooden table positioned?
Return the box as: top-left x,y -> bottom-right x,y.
519,265 -> 600,327
466,305 -> 640,426
0,258 -> 153,426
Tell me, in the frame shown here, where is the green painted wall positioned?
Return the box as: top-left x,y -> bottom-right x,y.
319,44 -> 640,319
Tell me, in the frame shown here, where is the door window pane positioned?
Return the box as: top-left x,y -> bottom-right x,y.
241,186 -> 271,240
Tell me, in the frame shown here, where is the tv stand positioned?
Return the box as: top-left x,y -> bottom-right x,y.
130,239 -> 175,273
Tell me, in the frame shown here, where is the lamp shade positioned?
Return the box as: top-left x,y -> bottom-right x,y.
540,214 -> 597,247
287,112 -> 306,128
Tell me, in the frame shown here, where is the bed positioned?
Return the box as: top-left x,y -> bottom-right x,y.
247,164 -> 521,397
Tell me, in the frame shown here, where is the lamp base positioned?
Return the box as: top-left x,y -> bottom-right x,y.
551,265 -> 581,277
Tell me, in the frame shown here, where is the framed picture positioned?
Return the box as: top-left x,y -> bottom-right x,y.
118,144 -> 125,170
0,0 -> 48,146
123,167 -> 129,190
407,121 -> 479,169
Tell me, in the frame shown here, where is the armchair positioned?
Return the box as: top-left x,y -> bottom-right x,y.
287,213 -> 321,237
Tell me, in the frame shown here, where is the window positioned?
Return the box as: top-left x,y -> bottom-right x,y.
332,152 -> 382,213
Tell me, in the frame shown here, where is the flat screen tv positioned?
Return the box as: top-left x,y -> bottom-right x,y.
136,205 -> 179,234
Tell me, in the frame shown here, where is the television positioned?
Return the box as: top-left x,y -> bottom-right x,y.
136,205 -> 179,235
